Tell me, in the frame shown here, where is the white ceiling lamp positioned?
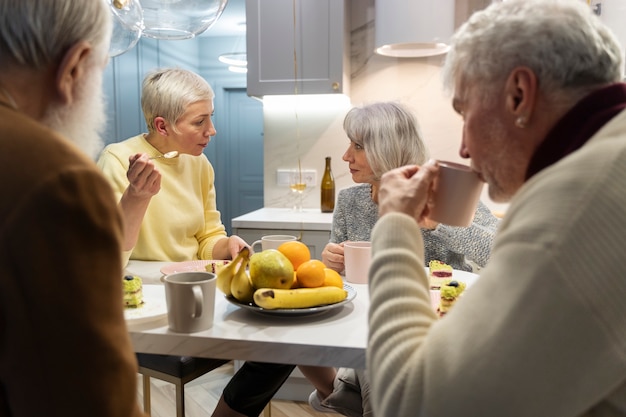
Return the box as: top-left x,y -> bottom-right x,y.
218,53 -> 248,73
218,21 -> 247,73
218,52 -> 247,66
375,0 -> 454,58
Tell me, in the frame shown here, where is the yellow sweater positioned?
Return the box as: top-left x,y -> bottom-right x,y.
97,134 -> 227,264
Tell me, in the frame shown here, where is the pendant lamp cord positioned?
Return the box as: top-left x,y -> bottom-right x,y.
292,0 -> 303,183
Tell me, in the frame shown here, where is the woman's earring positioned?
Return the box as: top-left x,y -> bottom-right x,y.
515,116 -> 527,128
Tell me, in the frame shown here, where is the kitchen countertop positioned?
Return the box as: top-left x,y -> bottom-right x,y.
231,207 -> 333,231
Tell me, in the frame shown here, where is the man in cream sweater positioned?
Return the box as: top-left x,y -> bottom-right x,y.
368,1 -> 626,416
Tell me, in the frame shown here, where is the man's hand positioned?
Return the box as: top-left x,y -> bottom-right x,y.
378,161 -> 439,226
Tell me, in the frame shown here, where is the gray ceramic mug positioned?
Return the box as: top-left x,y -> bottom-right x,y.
164,271 -> 216,333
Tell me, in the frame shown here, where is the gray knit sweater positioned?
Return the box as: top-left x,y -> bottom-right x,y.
330,184 -> 499,271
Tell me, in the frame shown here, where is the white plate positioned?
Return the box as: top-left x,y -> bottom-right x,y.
160,260 -> 230,275
428,268 -> 479,311
226,284 -> 357,317
124,285 -> 167,325
440,269 -> 479,288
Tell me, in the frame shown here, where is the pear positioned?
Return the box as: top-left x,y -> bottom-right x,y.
231,256 -> 254,303
249,249 -> 294,290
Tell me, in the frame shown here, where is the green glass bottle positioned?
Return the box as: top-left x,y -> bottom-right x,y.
320,156 -> 335,212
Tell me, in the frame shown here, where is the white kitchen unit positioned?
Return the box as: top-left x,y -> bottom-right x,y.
231,207 -> 334,401
232,208 -> 332,260
245,0 -> 350,96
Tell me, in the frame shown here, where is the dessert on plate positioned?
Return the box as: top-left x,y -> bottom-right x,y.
123,275 -> 143,308
437,279 -> 466,317
429,260 -> 453,289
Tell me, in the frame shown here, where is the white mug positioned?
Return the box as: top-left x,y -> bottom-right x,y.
164,271 -> 216,333
251,234 -> 298,252
343,241 -> 372,284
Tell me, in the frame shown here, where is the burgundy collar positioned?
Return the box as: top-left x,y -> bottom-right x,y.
526,83 -> 626,179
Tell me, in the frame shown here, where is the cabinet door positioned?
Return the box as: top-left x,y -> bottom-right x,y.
246,0 -> 347,96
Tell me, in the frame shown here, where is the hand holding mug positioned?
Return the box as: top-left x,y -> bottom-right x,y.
428,160 -> 484,227
321,242 -> 345,273
378,162 -> 439,223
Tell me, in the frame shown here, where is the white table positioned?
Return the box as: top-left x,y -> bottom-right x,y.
125,260 -> 368,369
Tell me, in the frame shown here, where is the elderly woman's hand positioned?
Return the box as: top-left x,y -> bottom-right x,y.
321,242 -> 345,273
378,161 -> 439,225
126,153 -> 161,199
225,235 -> 250,260
211,235 -> 250,260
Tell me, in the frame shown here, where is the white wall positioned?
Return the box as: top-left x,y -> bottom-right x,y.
261,1 -> 509,215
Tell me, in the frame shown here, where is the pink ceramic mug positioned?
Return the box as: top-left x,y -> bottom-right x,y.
428,161 -> 484,227
343,241 -> 372,284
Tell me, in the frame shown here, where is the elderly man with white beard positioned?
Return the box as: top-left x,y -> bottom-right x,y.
0,1 -> 147,416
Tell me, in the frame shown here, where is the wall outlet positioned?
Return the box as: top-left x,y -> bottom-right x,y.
276,169 -> 317,187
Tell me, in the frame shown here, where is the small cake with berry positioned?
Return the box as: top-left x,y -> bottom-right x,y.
437,279 -> 466,317
429,260 -> 453,289
123,275 -> 143,308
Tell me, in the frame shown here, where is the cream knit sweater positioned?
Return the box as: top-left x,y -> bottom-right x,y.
368,111 -> 626,416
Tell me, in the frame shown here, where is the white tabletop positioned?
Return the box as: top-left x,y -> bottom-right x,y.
125,261 -> 368,369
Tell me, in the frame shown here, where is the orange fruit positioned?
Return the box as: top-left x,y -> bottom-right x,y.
296,259 -> 326,288
323,268 -> 343,288
277,241 -> 311,270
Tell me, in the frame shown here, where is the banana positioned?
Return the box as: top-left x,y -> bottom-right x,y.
253,286 -> 347,310
231,256 -> 254,303
215,247 -> 250,296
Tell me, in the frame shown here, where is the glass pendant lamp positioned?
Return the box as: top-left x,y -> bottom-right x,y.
109,0 -> 144,57
141,0 -> 229,40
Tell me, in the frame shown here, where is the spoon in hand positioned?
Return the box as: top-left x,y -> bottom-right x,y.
149,151 -> 179,160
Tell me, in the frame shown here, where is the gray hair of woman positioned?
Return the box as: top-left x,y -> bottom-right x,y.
343,101 -> 429,181
0,0 -> 111,69
442,0 -> 623,106
141,68 -> 215,134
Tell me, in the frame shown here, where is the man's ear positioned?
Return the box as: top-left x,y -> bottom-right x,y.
504,66 -> 537,120
56,41 -> 92,105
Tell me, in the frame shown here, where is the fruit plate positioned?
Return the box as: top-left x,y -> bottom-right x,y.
225,284 -> 357,317
160,260 -> 230,275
